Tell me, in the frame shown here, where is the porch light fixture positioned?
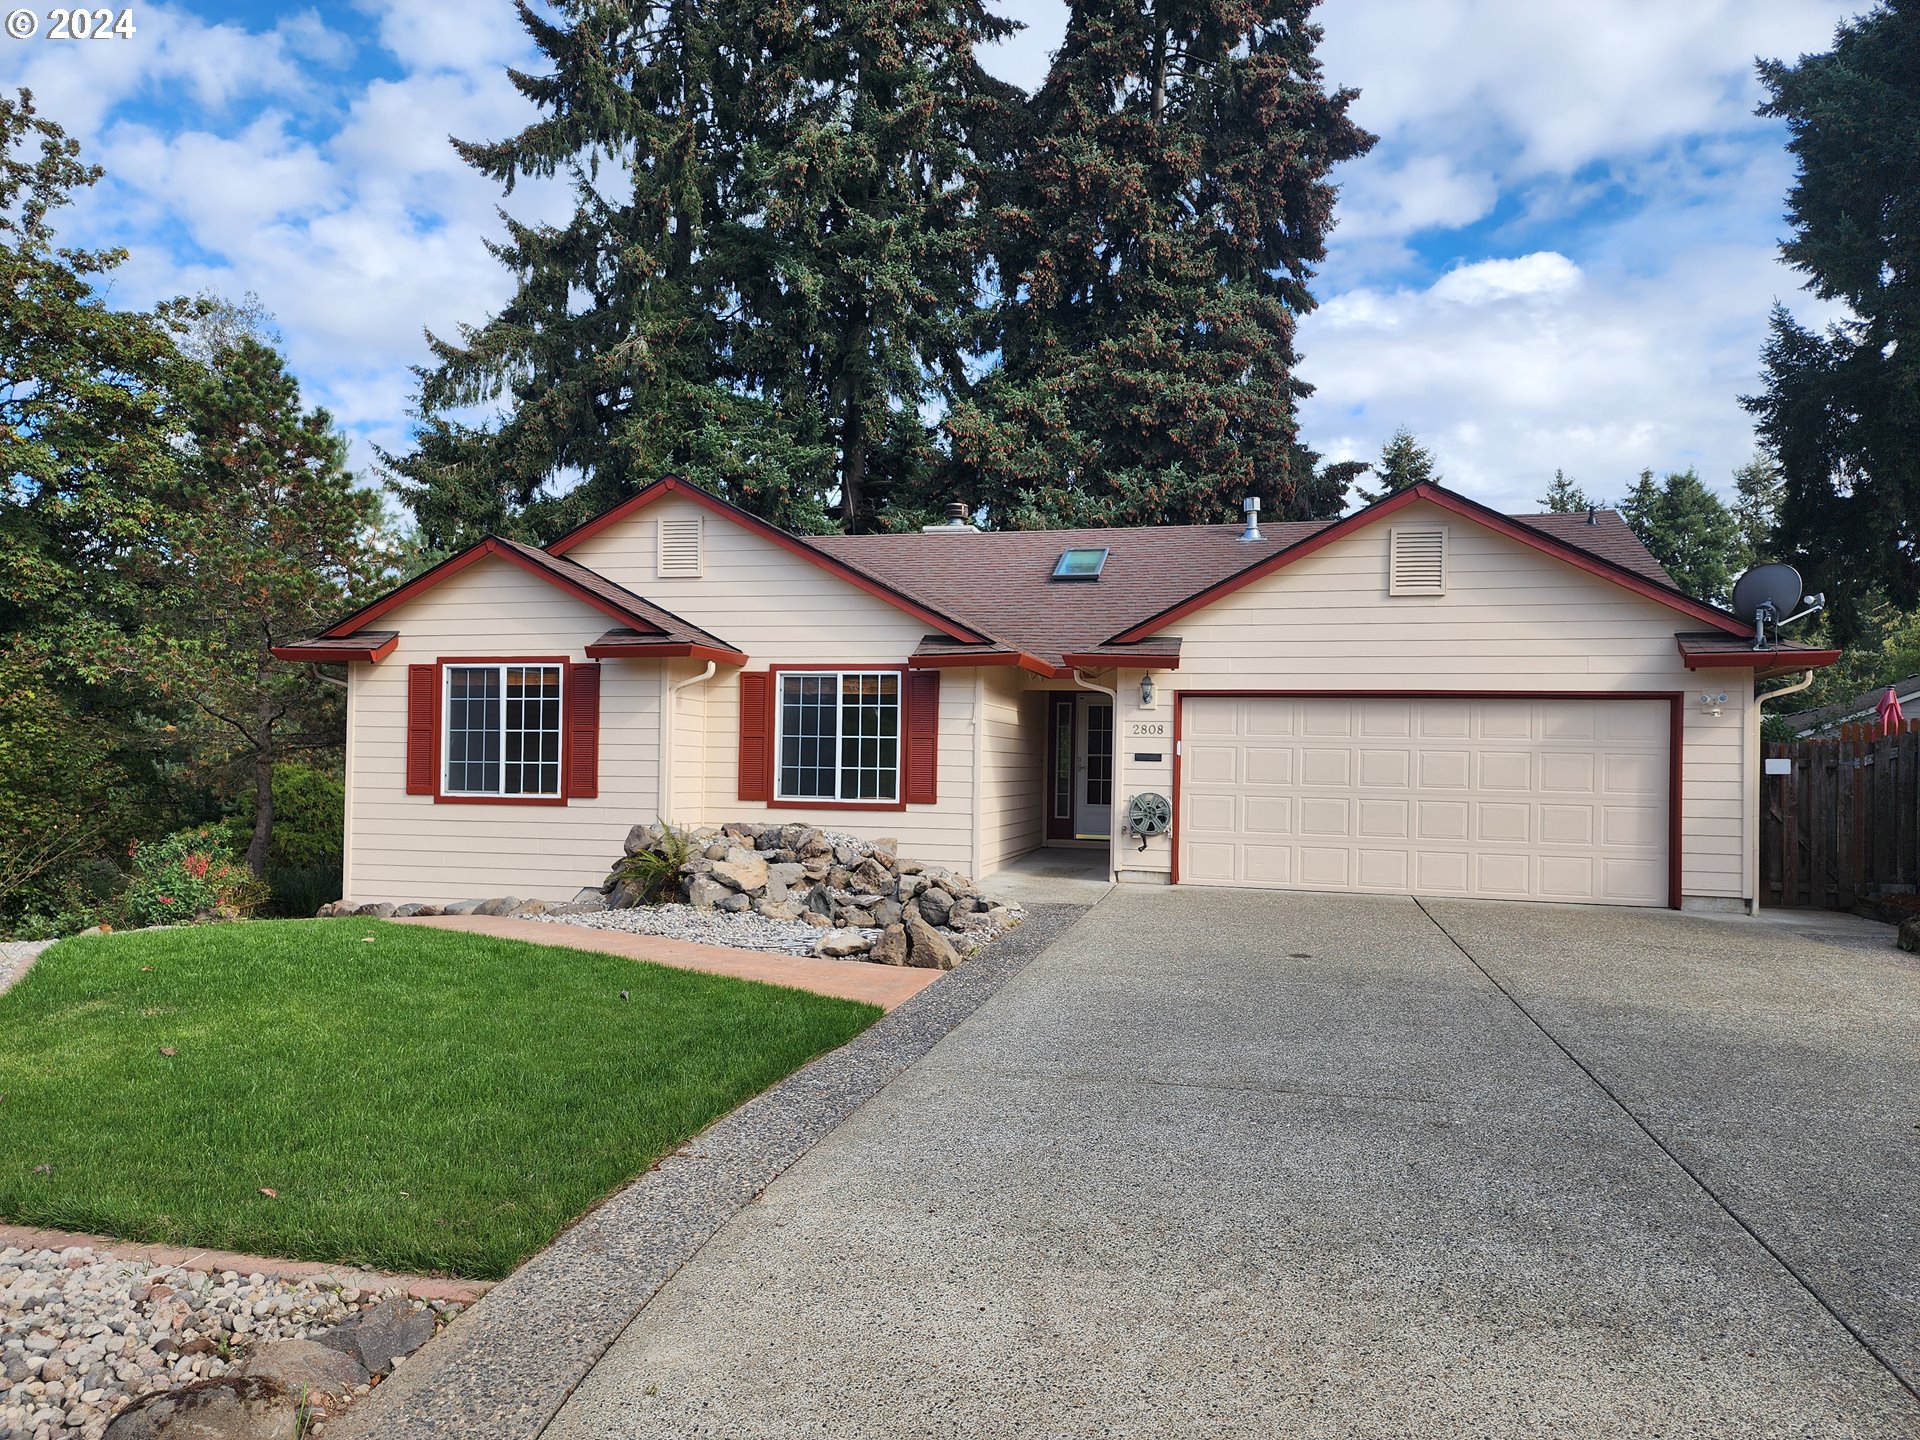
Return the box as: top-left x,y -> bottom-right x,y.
1140,674 -> 1155,708
1700,690 -> 1727,717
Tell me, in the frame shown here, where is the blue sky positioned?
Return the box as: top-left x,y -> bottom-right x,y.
1,0 -> 1856,513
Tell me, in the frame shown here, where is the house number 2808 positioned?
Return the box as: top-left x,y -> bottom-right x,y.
1127,720 -> 1169,739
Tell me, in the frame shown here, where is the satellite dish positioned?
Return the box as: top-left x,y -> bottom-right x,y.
1731,563 -> 1804,624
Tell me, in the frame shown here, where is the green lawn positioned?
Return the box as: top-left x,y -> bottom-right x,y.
0,920 -> 879,1278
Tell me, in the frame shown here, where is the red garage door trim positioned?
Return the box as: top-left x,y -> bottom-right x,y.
1171,690 -> 1685,910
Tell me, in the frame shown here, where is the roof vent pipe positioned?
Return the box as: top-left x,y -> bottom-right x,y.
1240,496 -> 1262,543
1586,504 -> 1598,526
922,501 -> 979,533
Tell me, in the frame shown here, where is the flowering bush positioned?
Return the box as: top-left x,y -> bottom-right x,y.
118,827 -> 267,929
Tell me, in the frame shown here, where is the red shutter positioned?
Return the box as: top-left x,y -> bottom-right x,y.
904,670 -> 939,805
739,671 -> 772,801
405,664 -> 439,795
565,662 -> 601,799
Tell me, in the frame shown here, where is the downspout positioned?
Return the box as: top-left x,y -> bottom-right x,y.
662,662 -> 716,825
1751,670 -> 1817,916
1071,669 -> 1120,882
971,671 -> 987,882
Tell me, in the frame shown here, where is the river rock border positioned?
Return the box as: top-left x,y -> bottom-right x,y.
318,823 -> 1022,971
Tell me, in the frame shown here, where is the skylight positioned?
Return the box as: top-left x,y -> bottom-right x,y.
1052,547 -> 1110,581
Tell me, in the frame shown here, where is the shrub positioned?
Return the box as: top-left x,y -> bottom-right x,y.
619,822 -> 695,905
118,826 -> 268,929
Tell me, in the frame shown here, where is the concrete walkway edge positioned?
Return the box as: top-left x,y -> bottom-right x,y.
328,903 -> 1093,1440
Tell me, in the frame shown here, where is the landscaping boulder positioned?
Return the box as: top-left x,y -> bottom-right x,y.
905,912 -> 960,970
103,1374 -> 297,1440
685,876 -> 729,911
353,902 -> 396,920
709,848 -> 770,892
1901,917 -> 1920,953
869,924 -> 908,966
440,900 -> 484,916
312,1297 -> 436,1376
914,887 -> 954,927
240,1339 -> 367,1403
624,822 -> 664,856
814,929 -> 873,959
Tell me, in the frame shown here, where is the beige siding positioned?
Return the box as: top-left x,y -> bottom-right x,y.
979,669 -> 1044,874
566,496 -> 982,873
345,555 -> 662,905
1104,500 -> 1755,903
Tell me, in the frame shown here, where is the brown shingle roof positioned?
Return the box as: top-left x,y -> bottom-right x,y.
813,509 -> 1676,667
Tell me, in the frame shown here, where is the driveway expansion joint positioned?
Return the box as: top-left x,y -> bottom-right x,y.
1411,894 -> 1920,1405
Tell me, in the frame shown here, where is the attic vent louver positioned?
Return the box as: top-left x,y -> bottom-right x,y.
657,515 -> 703,578
1388,526 -> 1446,597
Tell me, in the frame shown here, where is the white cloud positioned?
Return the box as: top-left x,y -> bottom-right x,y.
1429,252 -> 1582,305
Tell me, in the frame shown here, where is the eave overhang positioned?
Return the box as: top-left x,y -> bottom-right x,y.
270,631 -> 399,664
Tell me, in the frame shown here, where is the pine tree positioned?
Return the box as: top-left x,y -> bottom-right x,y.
1538,468 -> 1593,514
1358,427 -> 1439,502
718,0 -> 1019,532
1619,467 -> 1741,602
1743,1 -> 1920,639
946,0 -> 1374,528
389,1 -> 783,549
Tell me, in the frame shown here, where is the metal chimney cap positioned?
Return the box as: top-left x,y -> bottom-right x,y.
944,502 -> 968,522
1243,496 -> 1261,514
1239,495 -> 1263,543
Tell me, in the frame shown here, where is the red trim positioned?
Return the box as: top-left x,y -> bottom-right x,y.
321,539 -> 671,640
738,671 -> 773,802
430,657 -> 574,807
907,650 -> 1062,678
545,476 -> 991,644
586,639 -> 749,665
405,664 -> 439,796
1678,640 -> 1841,672
565,661 -> 601,799
760,664 -> 913,812
1061,650 -> 1180,671
272,633 -> 400,665
1169,688 -> 1686,910
1111,483 -> 1751,644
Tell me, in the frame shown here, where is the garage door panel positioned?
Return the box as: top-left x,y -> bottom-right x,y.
1245,746 -> 1294,786
1187,745 -> 1239,785
1180,695 -> 1669,908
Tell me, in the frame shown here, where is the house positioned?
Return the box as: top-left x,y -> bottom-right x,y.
274,477 -> 1839,912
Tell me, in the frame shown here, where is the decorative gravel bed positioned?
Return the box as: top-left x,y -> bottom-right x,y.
0,1245 -> 461,1439
536,903 -> 879,958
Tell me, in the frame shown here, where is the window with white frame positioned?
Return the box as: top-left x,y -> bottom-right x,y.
776,671 -> 900,803
444,664 -> 564,796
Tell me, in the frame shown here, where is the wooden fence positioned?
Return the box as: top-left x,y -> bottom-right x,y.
1762,720 -> 1920,909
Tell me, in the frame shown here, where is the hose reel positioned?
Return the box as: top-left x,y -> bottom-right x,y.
1125,792 -> 1172,851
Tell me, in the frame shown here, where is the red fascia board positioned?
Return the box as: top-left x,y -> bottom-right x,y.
320,539 -> 671,641
271,633 -> 400,665
545,476 -> 992,645
908,649 -> 1062,678
1109,483 -> 1751,645
1678,639 -> 1841,672
1061,651 -> 1180,671
585,640 -> 749,665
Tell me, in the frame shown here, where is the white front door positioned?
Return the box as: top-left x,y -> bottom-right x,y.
1074,697 -> 1114,839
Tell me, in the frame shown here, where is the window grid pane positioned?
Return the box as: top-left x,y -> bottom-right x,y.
444,664 -> 562,797
777,671 -> 899,802
779,675 -> 839,799
1085,703 -> 1113,807
504,666 -> 563,796
446,667 -> 502,793
839,674 -> 899,801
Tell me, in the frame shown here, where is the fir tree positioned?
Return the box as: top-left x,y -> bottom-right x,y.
947,0 -> 1374,528
1538,468 -> 1594,514
389,1 -> 781,548
1743,1 -> 1920,638
1620,467 -> 1741,602
1358,427 -> 1439,502
1731,451 -> 1784,571
719,0 -> 1019,532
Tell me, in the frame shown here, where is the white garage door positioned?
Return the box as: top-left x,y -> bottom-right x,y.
1179,696 -> 1670,906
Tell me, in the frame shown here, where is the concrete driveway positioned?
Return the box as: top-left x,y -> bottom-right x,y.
546,889 -> 1920,1438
